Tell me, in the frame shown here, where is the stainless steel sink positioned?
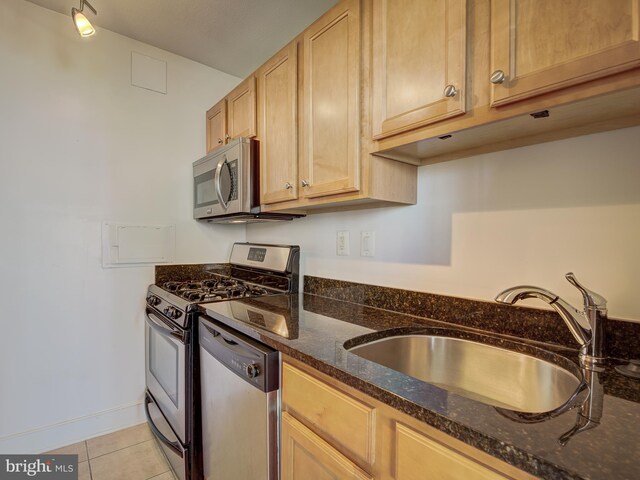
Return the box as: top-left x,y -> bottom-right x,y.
347,335 -> 582,413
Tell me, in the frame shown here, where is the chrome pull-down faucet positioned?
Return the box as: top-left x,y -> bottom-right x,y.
495,273 -> 607,370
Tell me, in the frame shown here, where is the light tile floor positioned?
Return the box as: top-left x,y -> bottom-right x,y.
45,423 -> 175,480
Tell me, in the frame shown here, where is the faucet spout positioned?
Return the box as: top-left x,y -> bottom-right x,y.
495,273 -> 608,369
495,286 -> 590,347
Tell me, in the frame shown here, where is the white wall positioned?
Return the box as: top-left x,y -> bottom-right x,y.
248,126 -> 640,322
0,0 -> 245,452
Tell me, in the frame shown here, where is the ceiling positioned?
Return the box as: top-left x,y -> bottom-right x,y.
26,0 -> 337,78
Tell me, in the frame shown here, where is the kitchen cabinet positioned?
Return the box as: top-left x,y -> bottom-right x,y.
281,357 -> 536,480
371,0 -> 467,139
205,99 -> 226,153
260,0 -> 418,212
374,0 -> 640,165
257,41 -> 299,204
205,76 -> 256,153
227,76 -> 257,140
490,0 -> 640,107
394,422 -> 511,479
300,0 -> 361,199
281,412 -> 372,480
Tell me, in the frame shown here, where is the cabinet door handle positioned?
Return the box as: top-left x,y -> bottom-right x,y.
443,84 -> 458,98
217,138 -> 223,144
490,70 -> 506,84
284,182 -> 293,189
225,134 -> 231,142
301,179 -> 310,187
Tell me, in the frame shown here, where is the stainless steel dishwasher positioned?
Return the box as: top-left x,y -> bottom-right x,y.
199,317 -> 279,480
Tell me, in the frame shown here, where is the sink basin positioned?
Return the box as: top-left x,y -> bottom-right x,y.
347,334 -> 582,413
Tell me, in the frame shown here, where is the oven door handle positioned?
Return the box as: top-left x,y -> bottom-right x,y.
145,308 -> 185,343
214,154 -> 229,210
144,394 -> 183,458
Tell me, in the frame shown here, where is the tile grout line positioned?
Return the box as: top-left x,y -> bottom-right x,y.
84,441 -> 93,480
87,437 -> 155,461
145,468 -> 171,480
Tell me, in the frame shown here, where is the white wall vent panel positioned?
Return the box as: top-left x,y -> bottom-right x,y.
131,52 -> 167,94
102,222 -> 175,268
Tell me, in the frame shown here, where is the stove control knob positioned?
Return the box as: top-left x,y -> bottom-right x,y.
163,306 -> 182,319
146,295 -> 161,306
245,363 -> 260,379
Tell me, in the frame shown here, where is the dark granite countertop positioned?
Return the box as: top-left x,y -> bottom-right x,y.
200,293 -> 640,480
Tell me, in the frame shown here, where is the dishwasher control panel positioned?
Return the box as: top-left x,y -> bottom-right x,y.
199,317 -> 279,392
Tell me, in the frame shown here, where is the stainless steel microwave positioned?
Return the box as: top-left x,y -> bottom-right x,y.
193,137 -> 304,224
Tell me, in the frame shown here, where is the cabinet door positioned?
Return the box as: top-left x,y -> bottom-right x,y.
258,42 -> 299,205
372,0 -> 466,139
206,99 -> 227,153
395,422 -> 509,480
490,0 -> 640,106
301,0 -> 361,199
227,76 -> 257,140
281,412 -> 372,480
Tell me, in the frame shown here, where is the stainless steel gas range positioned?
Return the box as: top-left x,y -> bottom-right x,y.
144,243 -> 300,480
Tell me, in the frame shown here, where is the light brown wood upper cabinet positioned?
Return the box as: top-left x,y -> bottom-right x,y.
490,0 -> 640,107
301,0 -> 361,199
372,0 -> 467,139
206,99 -> 227,153
227,76 -> 257,139
257,41 -> 299,205
205,76 -> 256,153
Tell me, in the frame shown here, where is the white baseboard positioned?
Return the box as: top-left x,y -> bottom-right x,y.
0,402 -> 146,454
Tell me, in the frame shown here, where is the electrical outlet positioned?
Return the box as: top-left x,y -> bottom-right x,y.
361,231 -> 375,257
336,231 -> 350,256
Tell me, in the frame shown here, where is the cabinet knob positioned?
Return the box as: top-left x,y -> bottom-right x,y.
225,134 -> 231,142
284,182 -> 293,189
217,138 -> 223,145
301,179 -> 310,187
443,84 -> 458,98
490,70 -> 506,84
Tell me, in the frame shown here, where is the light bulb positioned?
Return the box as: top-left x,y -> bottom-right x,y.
72,7 -> 95,37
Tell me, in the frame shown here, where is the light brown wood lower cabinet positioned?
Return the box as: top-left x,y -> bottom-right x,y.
281,357 -> 538,480
394,422 -> 510,480
281,412 -> 373,480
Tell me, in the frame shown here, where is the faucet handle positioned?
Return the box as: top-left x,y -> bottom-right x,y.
565,273 -> 607,310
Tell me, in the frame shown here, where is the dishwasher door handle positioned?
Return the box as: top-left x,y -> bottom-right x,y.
144,394 -> 183,458
203,324 -> 257,360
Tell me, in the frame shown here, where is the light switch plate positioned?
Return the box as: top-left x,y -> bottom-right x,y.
337,231 -> 350,256
361,231 -> 375,257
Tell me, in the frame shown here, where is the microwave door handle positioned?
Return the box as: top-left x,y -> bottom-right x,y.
214,155 -> 229,210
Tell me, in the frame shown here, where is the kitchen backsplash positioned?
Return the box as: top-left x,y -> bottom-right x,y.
304,276 -> 640,361
155,264 -> 231,284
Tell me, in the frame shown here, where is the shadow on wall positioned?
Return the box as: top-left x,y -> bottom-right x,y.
414,126 -> 640,264
248,126 -> 640,266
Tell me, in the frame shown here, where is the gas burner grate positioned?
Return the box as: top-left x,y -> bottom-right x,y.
161,277 -> 277,303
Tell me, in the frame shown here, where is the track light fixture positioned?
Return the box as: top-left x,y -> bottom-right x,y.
71,0 -> 98,37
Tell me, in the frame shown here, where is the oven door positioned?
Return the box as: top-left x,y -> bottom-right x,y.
145,307 -> 186,442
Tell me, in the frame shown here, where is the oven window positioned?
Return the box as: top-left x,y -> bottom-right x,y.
149,328 -> 179,409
